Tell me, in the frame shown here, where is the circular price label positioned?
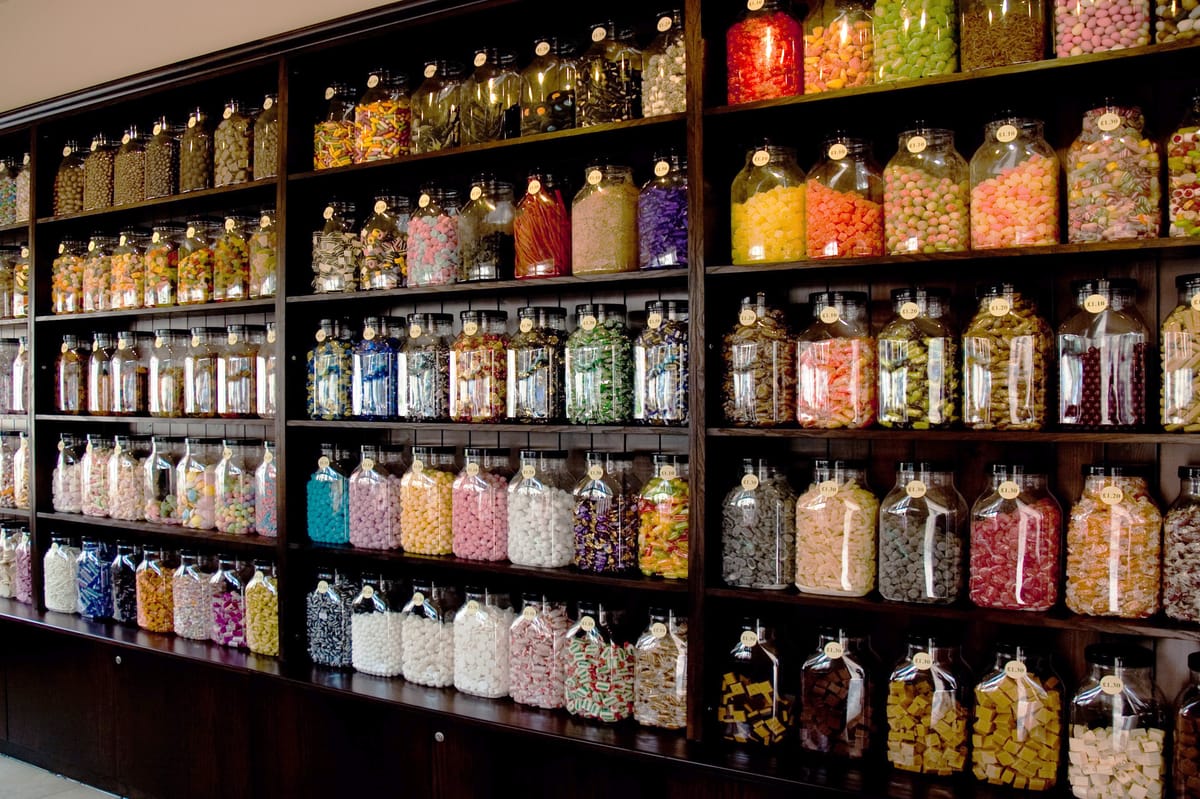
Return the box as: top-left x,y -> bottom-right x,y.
651,622 -> 668,638
363,326 -> 376,341
587,464 -> 604,480
741,473 -> 760,491
374,200 -> 387,215
899,301 -> 921,320
906,135 -> 928,154
367,74 -> 380,88
906,479 -> 928,498
227,332 -> 238,346
361,457 -> 375,471
315,329 -> 327,342
122,134 -> 131,145
586,169 -> 603,186
86,441 -> 93,453
828,143 -> 848,160
747,0 -> 765,9
58,440 -> 64,451
818,480 -> 839,498
516,318 -> 533,334
658,15 -> 673,31
318,456 -> 331,469
88,240 -> 96,252
463,321 -> 479,336
466,462 -> 480,477
751,149 -> 770,167
418,194 -> 430,208
527,179 -> 542,195
266,329 -> 277,344
647,312 -> 663,329
154,336 -> 165,348
186,226 -> 197,238
1084,294 -> 1109,313
63,145 -> 72,157
323,206 -> 334,220
466,599 -> 480,614
660,465 -> 678,480
580,616 -> 596,631
410,324 -> 422,338
223,447 -> 233,460
581,315 -> 598,331
1098,112 -> 1122,132
740,630 -> 758,647
412,460 -> 424,474
1191,293 -> 1200,312
998,481 -> 1021,500
591,26 -> 607,42
151,232 -> 161,243
113,443 -> 122,456
739,309 -> 757,326
118,337 -> 128,350
188,116 -> 198,129
912,652 -> 933,670
225,217 -> 237,232
535,41 -> 551,57
263,450 -> 274,464
325,86 -> 336,100
819,306 -> 840,324
1100,675 -> 1124,695
824,641 -> 845,659
153,123 -> 163,136
20,246 -> 28,258
58,243 -> 65,254
412,592 -> 425,605
996,124 -> 1018,143
263,97 -> 274,110
654,160 -> 670,177
363,585 -> 375,598
91,140 -> 99,151
260,215 -> 271,228
191,334 -> 202,347
521,464 -> 536,479
988,297 -> 1011,316
317,580 -> 329,594
61,342 -> 69,354
523,605 -> 538,619
1100,486 -> 1124,505
93,340 -> 100,351
223,107 -> 232,120
119,234 -> 129,246
424,64 -> 437,78
1004,660 -> 1028,679
469,186 -> 482,201
474,52 -> 487,68
22,153 -> 28,166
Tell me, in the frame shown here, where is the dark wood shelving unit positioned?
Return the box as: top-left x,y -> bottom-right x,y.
708,427 -> 1200,445
37,512 -> 278,552
36,413 -> 274,427
34,297 -> 275,324
0,221 -> 29,235
288,419 -> 687,436
33,178 -> 277,227
0,506 -> 32,519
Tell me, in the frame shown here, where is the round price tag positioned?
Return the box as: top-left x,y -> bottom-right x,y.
591,26 -> 607,42
739,309 -> 757,326
186,226 -> 197,238
1100,675 -> 1124,695
361,457 -> 375,471
580,616 -> 596,631
522,605 -> 538,619
63,145 -> 73,157
466,462 -> 480,477
20,246 -> 28,258
581,315 -> 598,331
412,460 -> 425,474
647,312 -> 663,329
113,443 -> 122,456
996,124 -> 1018,143
1004,660 -> 1028,679
363,585 -> 375,598
469,186 -> 482,201
118,337 -> 128,350
58,243 -> 66,254
906,479 -> 928,499
535,41 -> 551,57
226,332 -> 238,346
410,324 -> 422,338
741,473 -> 760,491
907,135 -> 928,154
751,149 -> 770,167
1084,294 -> 1109,313
58,440 -> 64,452
418,194 -> 431,208
988,297 -> 1011,316
527,179 -> 542,195
367,74 -> 380,88
91,140 -> 99,151
222,107 -> 232,120
151,232 -> 161,244
260,215 -> 272,228
474,52 -> 487,68
521,465 -> 536,479
1100,486 -> 1124,505
318,456 -> 331,469
225,217 -> 237,232
374,200 -> 387,215
412,591 -> 425,605
223,447 -> 233,460
463,321 -> 479,336
121,133 -> 131,145
325,86 -> 336,100
747,0 -> 765,9
654,160 -> 670,177
818,480 -> 839,498
740,630 -> 758,647
263,97 -> 274,110
86,441 -> 93,453
466,599 -> 481,614
424,64 -> 437,78
819,306 -> 840,324
1098,112 -> 1122,132
1191,293 -> 1200,312
899,301 -> 921,320
323,206 -> 334,220
363,326 -> 376,341
88,240 -> 96,252
586,169 -> 602,186
658,15 -> 673,31
317,580 -> 329,594
660,465 -> 678,480
267,329 -> 277,344
824,641 -> 845,659
22,153 -> 29,166
153,123 -> 163,136
827,143 -> 848,160
61,342 -> 69,354
119,234 -> 129,246
998,481 -> 1021,500
651,622 -> 668,638
587,464 -> 604,480
912,652 -> 933,670
315,329 -> 327,343
519,318 -> 534,333
263,450 -> 274,464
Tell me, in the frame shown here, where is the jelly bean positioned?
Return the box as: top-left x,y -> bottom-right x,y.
731,185 -> 807,264
1067,106 -> 1161,243
1157,0 -> 1200,41
806,181 -> 884,258
1054,0 -> 1150,55
726,7 -> 803,104
874,0 -> 958,81
970,153 -> 1060,249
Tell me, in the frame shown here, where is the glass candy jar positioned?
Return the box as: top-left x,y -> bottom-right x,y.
795,460 -> 879,596
351,317 -> 398,419
799,629 -> 876,758
253,93 -> 279,179
142,436 -> 181,525
1163,274 -> 1200,431
307,445 -> 350,545
804,0 -> 874,93
411,61 -> 463,154
351,577 -> 404,677
399,313 -> 452,421
453,589 -> 516,698
642,10 -> 687,116
353,70 -> 411,162
719,620 -> 794,745
726,0 -> 803,104
506,306 -> 567,423
514,170 -> 571,278
970,116 -> 1060,249
573,452 -> 641,574
244,561 -> 279,656
407,186 -> 460,287
458,176 -> 516,281
179,110 -> 213,192
135,547 -> 175,633
307,319 -> 353,420
571,164 -> 639,274
637,454 -> 689,579
249,210 -> 278,298
1055,0 -> 1150,54
400,581 -> 457,687
254,441 -> 277,538
176,438 -> 217,530
577,23 -> 643,126
633,609 -> 688,729
796,291 -> 876,427
565,303 -> 634,424
520,38 -> 577,135
461,48 -> 521,144
874,0 -> 959,81
509,595 -> 571,708
1067,103 -> 1161,243
144,223 -> 183,308
878,287 -> 959,428
731,144 -> 807,264
807,135 -> 884,258
54,141 -> 86,215
172,551 -> 213,640
53,434 -> 84,513
348,445 -> 403,550
177,221 -> 216,305
972,645 -> 1063,790
113,127 -> 146,206
400,447 -> 456,555
564,602 -> 636,722
56,333 -> 89,414
722,293 -> 796,426
86,333 -> 116,415
213,215 -> 254,302
450,310 -> 508,423
214,440 -> 258,535
638,149 -> 688,269
635,299 -> 688,425
209,556 -> 246,647
82,234 -> 116,313
961,0 -> 1045,68
1165,466 -> 1200,622
360,195 -> 409,290
52,239 -> 86,315
144,117 -> 180,199
507,450 -> 575,568
886,636 -> 969,774
313,83 -> 356,169
878,462 -> 969,604
1169,96 -> 1200,239
884,128 -> 969,254
311,201 -> 362,294
722,459 -> 797,589
307,569 -> 354,668
83,134 -> 117,211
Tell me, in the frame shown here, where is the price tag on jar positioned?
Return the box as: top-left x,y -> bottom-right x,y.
466,462 -> 480,477
263,97 -> 274,110
1191,292 -> 1200,312
119,233 -> 129,247
581,315 -> 598,331
818,480 -> 839,498
906,479 -> 927,499
586,169 -> 603,186
660,465 -> 678,480
654,160 -> 670,177
318,456 -> 331,469
323,206 -> 335,221
424,63 -> 438,78
988,297 -> 1011,316
324,86 -> 336,100
91,140 -> 99,152
225,217 -> 238,233
899,301 -> 921,320
824,641 -> 845,659
58,243 -> 66,254
580,616 -> 596,631
739,309 -> 757,326
587,464 -> 604,480
1100,675 -> 1124,695
20,246 -> 28,258
361,457 -> 375,471
412,459 -> 425,474
260,214 -> 272,229
263,450 -> 274,464
819,306 -> 840,324
463,320 -> 479,336
188,115 -> 198,129
751,149 -> 770,167
373,200 -> 388,215
58,440 -> 65,452
827,143 -> 848,160
117,336 -> 128,350
418,193 -> 431,208
527,179 -> 541,195
412,591 -> 425,605
362,585 -> 375,599
522,605 -> 538,620
519,318 -> 534,333
63,145 -> 73,157
315,329 -> 327,342
658,14 -> 674,31
1100,485 -> 1124,505
647,312 -> 663,329
113,442 -> 122,456
741,473 -> 760,491
88,240 -> 96,252
151,231 -> 161,244
153,122 -> 163,136
1098,112 -> 1122,132
998,481 -> 1021,500
367,74 -> 381,89
466,599 -> 481,615
223,447 -> 233,460
192,333 -> 202,347
222,106 -> 233,120
535,41 -> 551,57
912,651 -> 933,670
409,324 -> 422,338
317,580 -> 329,594
591,26 -> 607,42
228,332 -> 238,346
651,622 -> 668,639
1084,293 -> 1109,313
186,226 -> 197,238
474,51 -> 488,68
121,133 -> 131,145
996,124 -> 1018,143
906,135 -> 928,154
363,326 -> 376,341
521,464 -> 536,479
747,0 -> 764,9
740,630 -> 758,647
1004,660 -> 1028,680
469,185 -> 482,201
266,328 -> 276,344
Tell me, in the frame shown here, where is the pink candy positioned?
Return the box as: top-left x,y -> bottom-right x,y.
211,589 -> 246,648
452,470 -> 509,561
509,603 -> 571,709
1054,0 -> 1150,56
970,154 -> 1060,249
349,472 -> 402,550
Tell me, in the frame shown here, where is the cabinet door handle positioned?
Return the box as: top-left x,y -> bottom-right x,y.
434,732 -> 445,743
114,655 -> 122,665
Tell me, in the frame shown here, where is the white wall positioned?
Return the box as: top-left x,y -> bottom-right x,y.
0,0 -> 398,113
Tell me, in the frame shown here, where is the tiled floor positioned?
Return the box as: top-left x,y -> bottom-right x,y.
0,755 -> 116,798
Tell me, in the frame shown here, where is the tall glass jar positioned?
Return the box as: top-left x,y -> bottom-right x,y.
970,116 -> 1060,249
0,434 -> 15,508
564,601 -> 635,722
1163,274 -> 1200,431
172,551 -> 213,640
213,99 -> 252,187
312,201 -> 362,294
962,283 -> 1053,430
643,9 -> 687,116
510,594 -> 571,708
177,438 -> 216,530
148,330 -> 185,417
77,538 -> 113,620
56,333 -> 89,414
461,49 -> 520,144
722,293 -> 796,426
54,141 -> 85,215
13,244 -> 27,319
878,461 -> 969,604
1165,466 -> 1200,622
313,83 -> 356,169
400,581 -> 457,687
249,210 -> 277,298
884,128 -> 969,254
254,441 -> 277,538
961,0 -> 1045,69
351,576 -> 404,677
13,528 -> 32,605
178,221 -> 216,305
307,569 -> 355,667
53,434 -> 83,513
972,645 -> 1062,790
215,439 -> 257,535
13,155 -> 28,223
82,234 -> 117,313
0,248 -> 13,321
144,223 -> 183,308
179,109 -> 213,192
1175,653 -> 1200,798
14,433 -> 29,510
111,229 -> 146,310
144,117 -> 180,199
969,464 -> 1063,611
878,288 -> 958,428
886,636 -> 969,774
184,327 -> 222,418
731,144 -> 807,264
450,309 -> 508,422
135,547 -> 174,632
577,22 -> 643,125
411,61 -> 463,154
307,319 -> 353,420
638,149 -> 688,269
722,459 -> 797,589
109,541 -> 139,622
1068,645 -> 1165,797
573,451 -> 641,574
514,170 -> 571,277
218,324 -> 262,418
633,609 -> 688,730
520,38 -> 577,135
360,195 -> 409,290
399,312 -> 452,421
804,0 -> 874,93
44,535 -> 81,613
348,444 -> 403,550
245,561 -> 279,656
1058,278 -> 1148,429
113,127 -> 146,206
565,303 -> 634,423
252,94 -> 279,179
1066,465 -> 1162,618
111,332 -> 149,416
795,460 -> 878,595
719,620 -> 793,745
348,317 -> 396,419
796,291 -> 876,427
635,299 -> 688,425
638,453 -> 690,579
354,69 -> 411,163
83,134 -> 117,211
209,556 -> 246,647
1055,0 -> 1149,54
726,0 -> 803,104
143,435 -> 181,524
453,588 -> 516,698
407,186 -> 460,287
52,239 -> 86,315
87,333 -> 116,415
572,164 -> 639,274
213,215 -> 253,302
0,339 -> 16,415
799,629 -> 876,758
807,135 -> 884,258
1067,103 -> 1161,243
307,445 -> 350,545
508,450 -> 575,567
874,0 -> 958,81
1170,96 -> 1200,239
507,306 -> 567,423
459,177 -> 516,281
400,446 -> 456,555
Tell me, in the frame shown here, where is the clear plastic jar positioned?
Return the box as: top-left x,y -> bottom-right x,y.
878,461 -> 969,604
253,93 -> 279,179
135,547 -> 175,632
218,324 -> 262,418
82,234 -> 116,313
407,186 -> 460,287
1068,644 -> 1165,797
461,49 -> 520,144
113,127 -> 146,206
577,23 -> 643,126
520,38 -> 577,135
1058,278 -> 1148,429
360,195 -> 409,290
1165,466 -> 1200,622
354,69 -> 411,163
144,117 -> 179,199
877,288 -> 958,428
348,444 -> 403,550
565,303 -> 634,423
799,629 -> 876,758
1169,95 -> 1200,238
52,434 -> 83,513
1163,274 -> 1200,431
643,9 -> 687,116
807,135 -> 884,258
52,238 -> 86,314
633,609 -> 688,729
44,535 -> 81,613
726,0 -> 803,104
13,244 -> 27,319
215,439 -> 257,535
110,230 -> 145,310
213,99 -> 252,187
972,645 -> 1062,790
110,541 -> 139,622
313,83 -> 356,169
804,0 -> 874,93
796,291 -> 876,427
565,602 -> 635,722
172,551 -> 213,640
638,149 -> 688,269
886,636 -> 969,774
411,61 -> 463,154
961,0 -> 1045,68
1066,465 -> 1162,618
731,144 -> 807,264
107,435 -> 147,520
399,312 -> 452,421
970,116 -> 1060,249
400,581 -> 457,687
722,293 -> 796,426
969,464 -> 1062,611
245,561 -> 280,656
1068,103 -> 1161,243
56,333 -> 89,414
573,451 -> 641,574
508,450 -> 575,567
14,433 -> 29,510
54,141 -> 85,215
962,283 -> 1053,430
307,569 -> 355,667
257,326 -> 276,416
179,109 -> 213,192
307,445 -> 350,545
83,134 -> 116,211
401,446 -> 456,555
884,128 -> 969,254
254,441 -> 277,538
213,215 -> 253,302
351,317 -> 398,419
307,319 -> 353,420
1054,0 -> 1149,54
177,437 -> 217,530
874,0 -> 958,81
722,459 -> 797,589
183,327 -> 221,417
506,306 -> 567,422
77,538 -> 113,620
514,170 -> 572,277
249,210 -> 277,298
510,594 -> 570,708
143,435 -> 181,525
312,201 -> 362,294
451,309 -> 508,423
351,576 -> 404,677
638,453 -> 689,578
86,333 -> 116,415
572,164 -> 639,274
719,620 -> 793,745
209,556 -> 246,647
178,221 -> 216,305
144,223 -> 183,308
111,332 -> 148,415
453,588 -> 515,698
1175,652 -> 1200,798
635,299 -> 688,425
148,330 -> 185,417
459,176 -> 516,281
795,459 -> 878,595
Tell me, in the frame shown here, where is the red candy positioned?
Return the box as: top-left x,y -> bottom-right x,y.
726,6 -> 804,105
969,498 -> 1062,610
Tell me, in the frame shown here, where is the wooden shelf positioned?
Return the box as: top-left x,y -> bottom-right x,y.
34,179 -> 278,227
705,586 -> 1200,642
0,220 -> 29,235
287,114 -> 687,182
34,297 -> 275,323
0,506 -> 32,520
288,419 -> 687,436
37,413 -> 273,427
707,427 -> 1200,445
37,511 -> 278,552
293,542 -> 689,594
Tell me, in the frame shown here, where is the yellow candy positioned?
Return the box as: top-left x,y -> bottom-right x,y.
732,185 -> 807,264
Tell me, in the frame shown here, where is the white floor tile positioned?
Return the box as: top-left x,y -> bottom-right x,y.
0,755 -> 116,798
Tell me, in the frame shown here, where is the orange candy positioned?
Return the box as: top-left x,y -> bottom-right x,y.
806,181 -> 884,258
